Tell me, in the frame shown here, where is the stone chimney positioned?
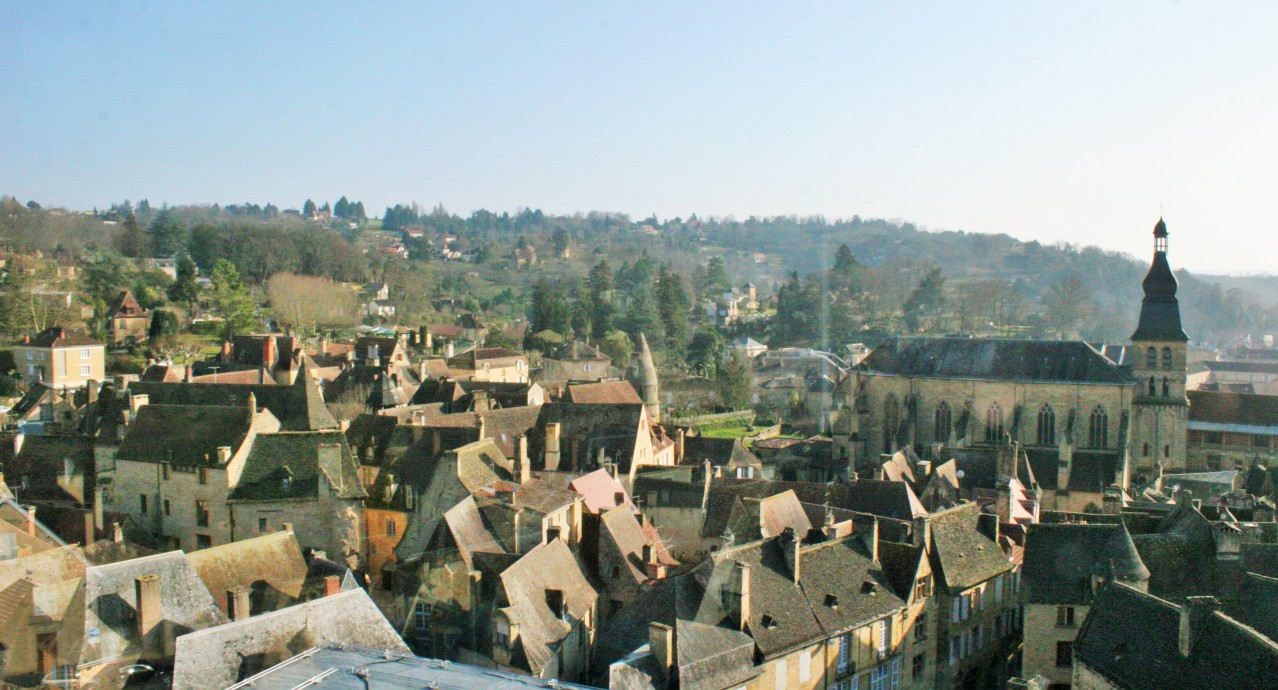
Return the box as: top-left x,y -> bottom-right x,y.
867,517 -> 880,563
912,516 -> 931,550
431,428 -> 442,456
263,336 -> 276,368
701,460 -> 714,511
1179,596 -> 1218,657
216,446 -> 232,464
676,428 -> 686,462
129,394 -> 149,415
516,436 -> 530,483
649,622 -> 675,681
783,530 -> 802,584
136,575 -> 162,638
472,389 -> 491,413
227,588 -> 251,621
643,544 -> 667,580
544,423 -> 562,471
324,575 -> 341,597
476,414 -> 486,440
113,522 -> 124,543
86,380 -> 99,405
247,392 -> 258,417
25,505 -> 36,537
823,511 -> 838,539
734,561 -> 752,631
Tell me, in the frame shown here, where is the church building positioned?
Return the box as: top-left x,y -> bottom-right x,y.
838,220 -> 1189,511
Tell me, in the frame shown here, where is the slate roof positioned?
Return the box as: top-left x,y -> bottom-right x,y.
498,539 -> 599,676
1240,543 -> 1278,579
694,534 -> 905,660
15,326 -> 103,348
1189,390 -> 1278,429
409,379 -> 533,409
1022,522 -> 1149,605
416,406 -> 542,458
700,478 -> 926,538
8,382 -> 59,420
441,497 -> 506,569
532,403 -> 647,472
928,503 -> 1012,591
82,538 -> 159,566
682,437 -> 762,469
1074,582 -> 1278,690
673,619 -> 760,690
128,371 -> 338,431
1,434 -> 94,505
1132,506 -> 1219,600
229,432 -> 366,501
859,337 -> 1133,384
117,404 -> 256,466
184,531 -> 309,616
226,643 -> 599,690
171,589 -> 409,690
1227,572 -> 1278,643
82,550 -> 227,666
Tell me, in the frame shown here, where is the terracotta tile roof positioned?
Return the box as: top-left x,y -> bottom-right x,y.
565,380 -> 643,404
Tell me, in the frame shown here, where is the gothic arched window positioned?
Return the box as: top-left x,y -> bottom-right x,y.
884,395 -> 900,453
1161,347 -> 1173,370
934,401 -> 952,443
1146,347 -> 1157,368
985,402 -> 1005,444
1149,377 -> 1157,396
1162,377 -> 1170,397
1088,406 -> 1109,449
1036,404 -> 1056,446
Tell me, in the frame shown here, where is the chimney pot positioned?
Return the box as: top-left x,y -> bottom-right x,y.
135,574 -> 162,637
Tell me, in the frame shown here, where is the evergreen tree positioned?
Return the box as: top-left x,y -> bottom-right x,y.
702,256 -> 731,295
657,265 -> 691,356
772,271 -> 821,345
529,280 -> 571,336
552,228 -> 570,256
624,283 -> 663,341
588,260 -> 616,339
303,199 -> 317,216
687,329 -> 725,379
904,266 -> 947,333
716,351 -> 753,410
334,196 -> 350,218
115,212 -> 146,258
210,259 -> 257,339
147,209 -> 187,257
168,253 -> 199,307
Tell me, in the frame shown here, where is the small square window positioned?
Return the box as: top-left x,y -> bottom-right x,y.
80,348 -> 90,359
196,534 -> 212,550
80,365 -> 91,376
258,517 -> 268,532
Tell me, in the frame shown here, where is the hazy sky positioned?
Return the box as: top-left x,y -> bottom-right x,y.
3,2 -> 1275,273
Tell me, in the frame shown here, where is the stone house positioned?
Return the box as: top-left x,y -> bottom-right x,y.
106,290 -> 150,346
447,347 -> 529,383
13,327 -> 106,390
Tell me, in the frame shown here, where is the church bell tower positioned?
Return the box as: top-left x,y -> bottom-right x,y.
1129,218 -> 1189,478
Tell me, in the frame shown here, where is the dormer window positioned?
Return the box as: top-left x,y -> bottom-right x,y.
824,594 -> 840,609
761,614 -> 777,629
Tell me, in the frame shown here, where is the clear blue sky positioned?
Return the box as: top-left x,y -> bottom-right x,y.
3,2 -> 1275,273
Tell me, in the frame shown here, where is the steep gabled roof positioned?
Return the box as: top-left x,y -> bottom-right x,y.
117,404 -> 256,466
128,374 -> 337,431
565,380 -> 643,405
229,431 -> 366,501
859,337 -> 1133,384
1074,582 -> 1278,690
928,503 -> 1011,591
1023,522 -> 1149,605
499,539 -> 598,676
185,531 -> 309,616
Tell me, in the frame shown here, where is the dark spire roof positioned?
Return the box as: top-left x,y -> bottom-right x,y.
1091,521 -> 1151,584
1132,218 -> 1188,342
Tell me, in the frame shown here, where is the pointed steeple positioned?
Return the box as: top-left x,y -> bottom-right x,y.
1092,521 -> 1150,586
1132,218 -> 1188,342
634,333 -> 661,423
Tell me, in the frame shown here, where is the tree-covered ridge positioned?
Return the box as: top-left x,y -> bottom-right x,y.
1,195 -> 1275,348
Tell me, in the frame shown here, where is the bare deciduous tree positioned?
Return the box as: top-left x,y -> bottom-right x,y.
266,273 -> 358,335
